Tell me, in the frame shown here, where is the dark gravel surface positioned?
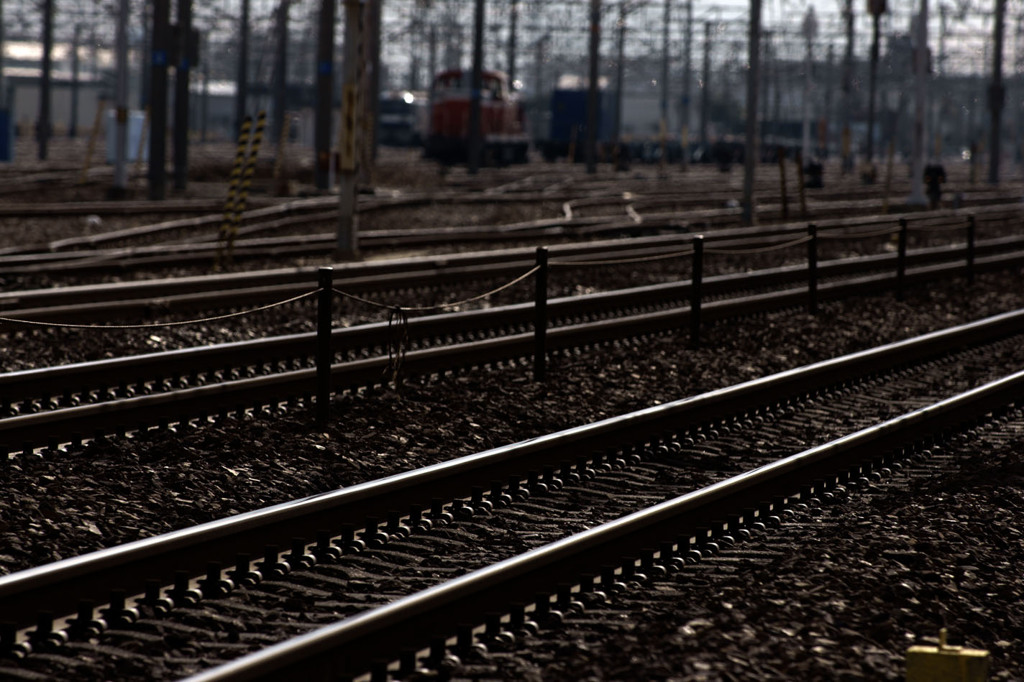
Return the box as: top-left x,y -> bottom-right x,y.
2,151 -> 1023,678
2,269 -> 1023,578
451,424 -> 1024,681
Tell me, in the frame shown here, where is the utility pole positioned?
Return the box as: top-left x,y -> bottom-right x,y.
113,0 -> 129,196
908,0 -> 929,205
801,6 -> 816,164
337,0 -> 363,259
38,0 -> 54,160
0,0 -> 5,115
761,31 -> 771,146
409,5 -> 420,91
682,0 -> 692,169
507,0 -> 519,86
173,0 -> 193,191
841,0 -> 853,172
585,0 -> 601,174
614,3 -> 626,149
70,24 -> 81,137
148,0 -> 170,199
867,0 -> 885,166
140,3 -> 150,109
989,0 -> 1007,184
235,0 -> 249,134
468,0 -> 485,174
272,0 -> 290,148
660,0 -> 670,152
314,0 -> 335,190
364,0 -> 381,166
742,0 -> 761,226
823,44 -> 834,158
700,21 -> 710,149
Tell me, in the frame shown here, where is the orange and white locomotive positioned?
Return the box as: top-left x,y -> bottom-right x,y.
424,69 -> 530,164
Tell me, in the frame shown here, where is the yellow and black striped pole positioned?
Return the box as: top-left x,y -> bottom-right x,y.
78,99 -> 106,185
229,110 -> 266,249
217,114 -> 254,267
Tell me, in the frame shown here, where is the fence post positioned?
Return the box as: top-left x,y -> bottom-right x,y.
966,215 -> 976,285
690,235 -> 704,349
533,247 -> 549,381
896,217 -> 908,302
777,146 -> 789,222
807,223 -> 818,315
316,267 -> 334,426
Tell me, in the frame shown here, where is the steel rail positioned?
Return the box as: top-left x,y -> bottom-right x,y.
2,244 -> 1022,412
184,367 -> 1024,682
0,200 -> 1017,276
1,307 -> 1023,635
2,250 -> 1023,453
0,208 -> 1017,319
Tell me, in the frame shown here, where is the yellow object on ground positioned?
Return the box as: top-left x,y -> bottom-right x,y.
906,629 -> 989,682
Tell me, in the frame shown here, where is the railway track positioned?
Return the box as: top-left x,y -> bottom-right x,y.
0,203 -> 1018,325
1,185 -> 1019,279
2,310 -> 1022,679
2,235 -> 1021,456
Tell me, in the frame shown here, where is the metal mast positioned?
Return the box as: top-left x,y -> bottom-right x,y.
314,0 -> 336,190
235,0 -> 250,134
468,0 -> 485,174
742,0 -> 761,226
989,0 -> 1007,184
38,0 -> 54,160
585,0 -> 601,173
908,0 -> 929,205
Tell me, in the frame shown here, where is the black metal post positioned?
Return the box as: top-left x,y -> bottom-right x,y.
897,218 -> 908,302
149,0 -> 170,200
173,0 -> 193,191
235,0 -> 250,134
468,0 -> 485,174
807,223 -> 818,315
533,247 -> 549,381
966,215 -> 976,285
690,236 -> 704,348
314,0 -> 335,190
38,0 -> 53,160
316,267 -> 334,426
585,0 -> 601,174
272,0 -> 290,147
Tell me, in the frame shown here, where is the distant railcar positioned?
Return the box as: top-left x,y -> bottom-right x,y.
424,69 -> 530,164
378,91 -> 428,147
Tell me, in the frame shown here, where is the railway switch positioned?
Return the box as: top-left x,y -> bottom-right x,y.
906,629 -> 989,682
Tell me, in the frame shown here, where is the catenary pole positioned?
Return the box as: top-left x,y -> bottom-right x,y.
468,0 -> 485,174
700,21 -> 710,149
272,0 -> 290,148
989,0 -> 1007,184
337,0 -> 363,259
38,0 -> 53,160
908,0 -> 928,205
173,0 -> 193,191
866,2 -> 883,165
613,3 -> 625,150
314,0 -> 336,190
840,0 -> 853,172
660,0 -> 670,152
114,0 -> 129,195
70,24 -> 81,137
507,0 -> 518,87
148,0 -> 170,200
585,0 -> 601,174
682,0 -> 692,169
235,0 -> 249,134
742,0 -> 761,226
